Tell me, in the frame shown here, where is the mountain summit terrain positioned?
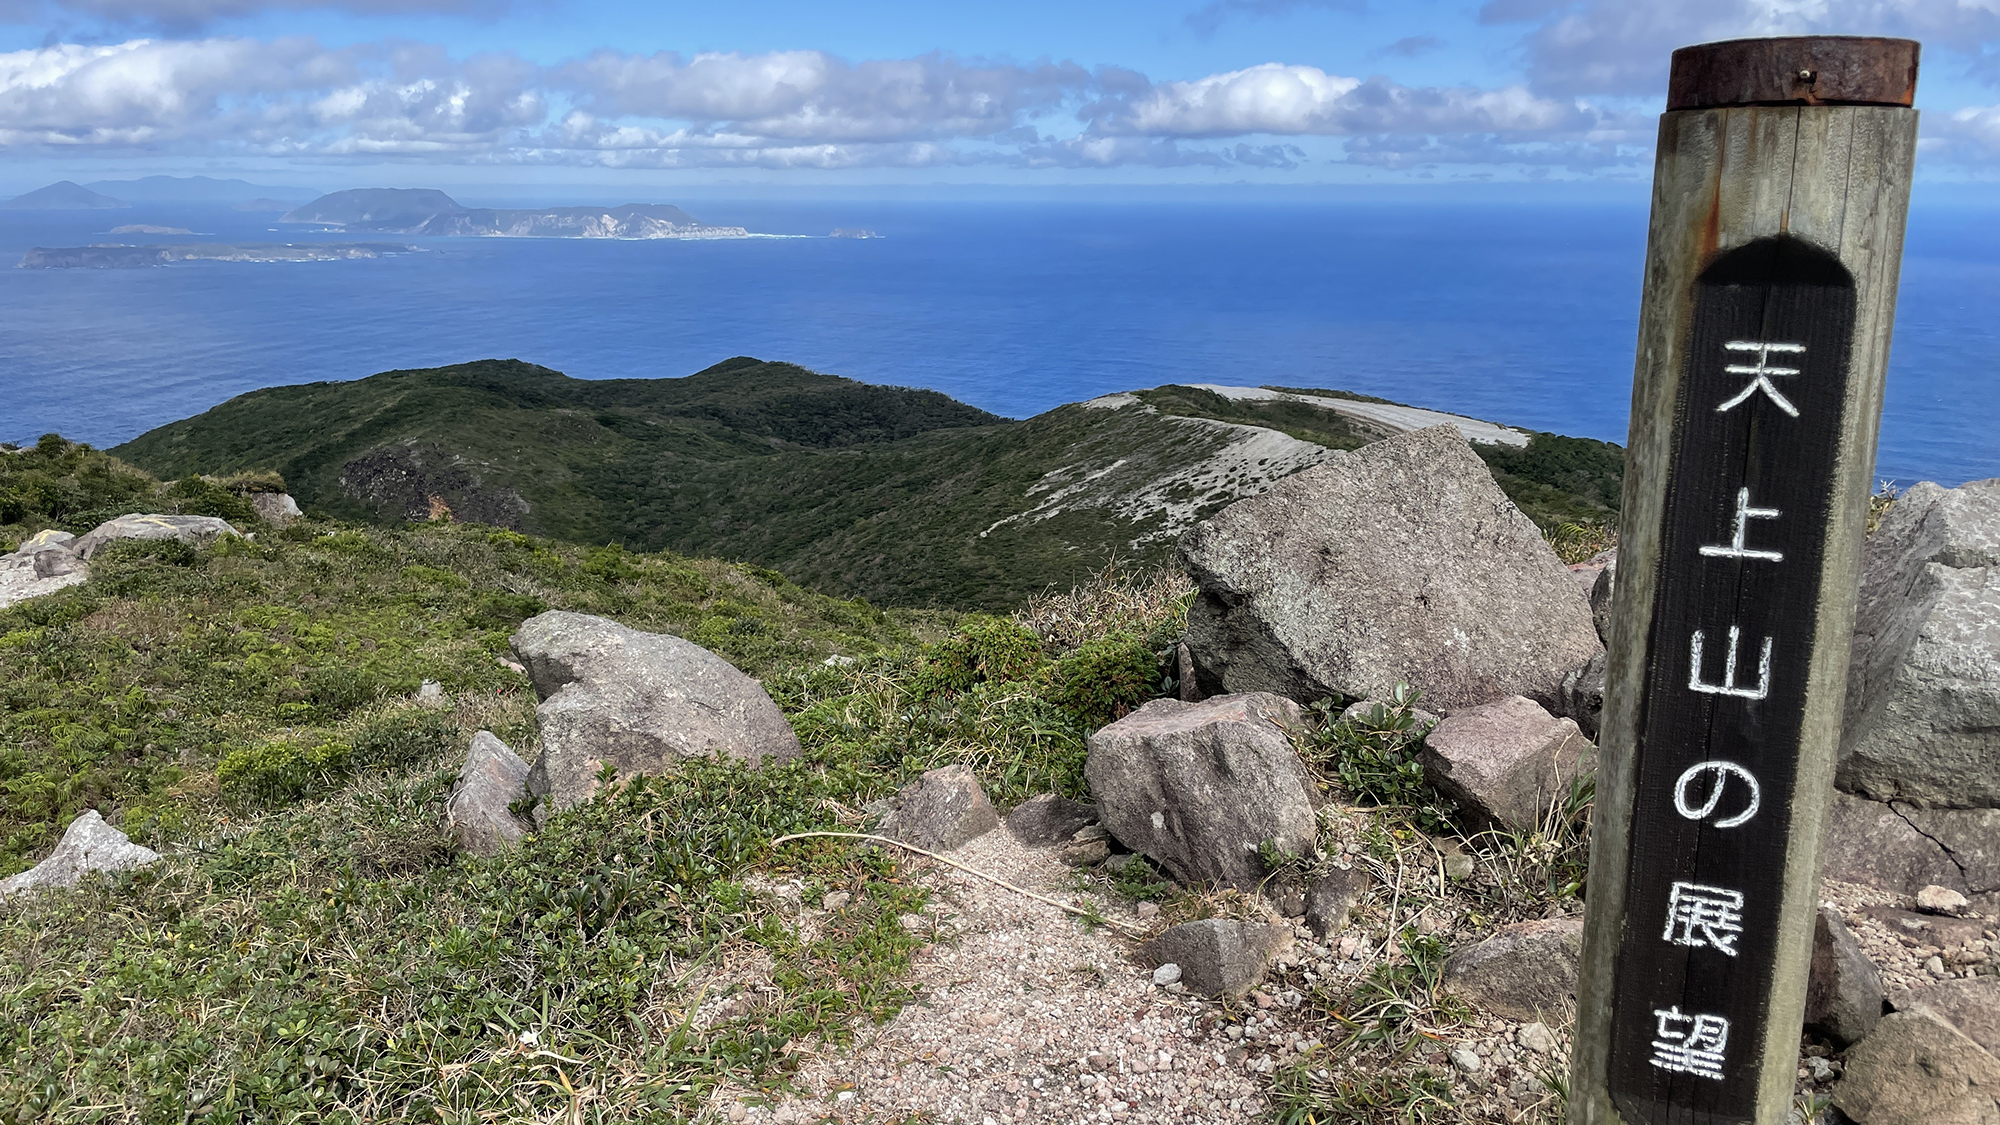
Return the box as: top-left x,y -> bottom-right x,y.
112,358 -> 1623,608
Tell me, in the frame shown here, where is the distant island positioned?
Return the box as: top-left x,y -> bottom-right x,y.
4,181 -> 127,210
19,243 -> 420,269
279,188 -> 754,240
82,175 -> 318,206
830,228 -> 881,239
109,225 -> 193,235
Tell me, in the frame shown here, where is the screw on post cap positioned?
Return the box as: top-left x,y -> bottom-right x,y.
1667,36 -> 1919,110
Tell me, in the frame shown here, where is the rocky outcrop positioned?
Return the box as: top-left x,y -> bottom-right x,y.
0,810 -> 160,897
1442,917 -> 1584,1022
1588,556 -> 1616,644
1806,906 -> 1884,1048
875,765 -> 1000,853
1141,919 -> 1290,999
339,442 -> 530,528
1084,693 -> 1315,890
1839,479 -> 2000,808
1179,426 -> 1602,711
446,732 -> 533,855
510,611 -> 801,822
1417,696 -> 1595,834
71,513 -> 238,559
1821,792 -> 2000,909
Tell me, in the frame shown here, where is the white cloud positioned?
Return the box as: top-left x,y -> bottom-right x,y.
1483,0 -> 2000,97
562,50 -> 1089,144
1085,62 -> 1595,138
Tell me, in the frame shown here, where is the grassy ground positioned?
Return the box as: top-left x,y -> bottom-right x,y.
0,453 -> 1197,1123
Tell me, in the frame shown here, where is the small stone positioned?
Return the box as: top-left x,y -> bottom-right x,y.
1919,885 -> 1973,916
1517,1021 -> 1557,1055
1806,1056 -> 1837,1083
416,679 -> 446,706
1087,1052 -> 1112,1071
974,1011 -> 1001,1027
1059,837 -> 1112,867
1251,991 -> 1275,1009
1152,963 -> 1182,986
1136,901 -> 1160,921
1928,954 -> 1950,976
822,891 -> 852,911
898,913 -> 925,931
1450,1046 -> 1484,1075
728,1104 -> 747,1122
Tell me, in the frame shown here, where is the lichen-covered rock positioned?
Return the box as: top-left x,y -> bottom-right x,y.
875,765 -> 1000,853
1179,426 -> 1602,711
1140,919 -> 1290,998
1839,479 -> 2000,808
1084,692 -> 1314,890
446,731 -> 533,855
510,611 -> 801,822
1442,917 -> 1583,1022
71,513 -> 238,559
0,810 -> 160,898
1418,695 -> 1595,834
1806,905 -> 1884,1048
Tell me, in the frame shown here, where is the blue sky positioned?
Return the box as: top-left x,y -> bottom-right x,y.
6,0 -> 2000,193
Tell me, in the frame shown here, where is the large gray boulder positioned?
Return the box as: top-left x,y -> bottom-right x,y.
875,765 -> 1000,853
1823,791 -> 1970,896
71,513 -> 238,559
1835,1008 -> 2000,1125
1442,917 -> 1584,1022
1179,426 -> 1602,712
1418,695 -> 1595,834
1084,692 -> 1315,890
1141,919 -> 1290,999
0,810 -> 160,898
0,532 -> 90,609
1840,479 -> 2000,808
446,731 -> 533,856
510,611 -> 801,822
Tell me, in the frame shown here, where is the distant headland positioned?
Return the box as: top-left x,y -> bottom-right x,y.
278,188 -> 755,240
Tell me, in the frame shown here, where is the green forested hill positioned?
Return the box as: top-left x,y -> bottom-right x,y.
113,357 -> 1621,608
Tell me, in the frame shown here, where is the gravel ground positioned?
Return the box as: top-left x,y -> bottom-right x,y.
709,828 -> 1276,1124
701,835 -> 1993,1124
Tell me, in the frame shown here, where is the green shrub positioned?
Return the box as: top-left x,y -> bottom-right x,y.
217,738 -> 351,807
909,615 -> 1045,697
348,707 -> 459,773
1041,632 -> 1160,727
302,665 -> 379,719
164,475 -> 260,524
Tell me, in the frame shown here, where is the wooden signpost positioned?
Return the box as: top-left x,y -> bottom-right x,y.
1569,37 -> 1919,1125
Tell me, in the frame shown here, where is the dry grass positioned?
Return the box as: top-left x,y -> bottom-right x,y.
1014,561 -> 1194,655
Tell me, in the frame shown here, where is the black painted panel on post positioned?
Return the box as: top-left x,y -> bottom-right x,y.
1607,237 -> 1857,1125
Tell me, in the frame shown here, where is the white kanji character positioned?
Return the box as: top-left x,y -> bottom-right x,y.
1650,1006 -> 1730,1080
1663,883 -> 1746,956
1718,340 -> 1805,417
1673,761 -> 1761,828
1689,625 -> 1773,700
1699,487 -> 1784,562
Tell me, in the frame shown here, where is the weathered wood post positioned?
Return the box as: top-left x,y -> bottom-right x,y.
1569,37 -> 1919,1125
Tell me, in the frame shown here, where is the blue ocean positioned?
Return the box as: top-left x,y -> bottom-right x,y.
0,195 -> 1992,486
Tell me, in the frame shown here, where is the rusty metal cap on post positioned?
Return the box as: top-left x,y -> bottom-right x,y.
1668,36 -> 1919,110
